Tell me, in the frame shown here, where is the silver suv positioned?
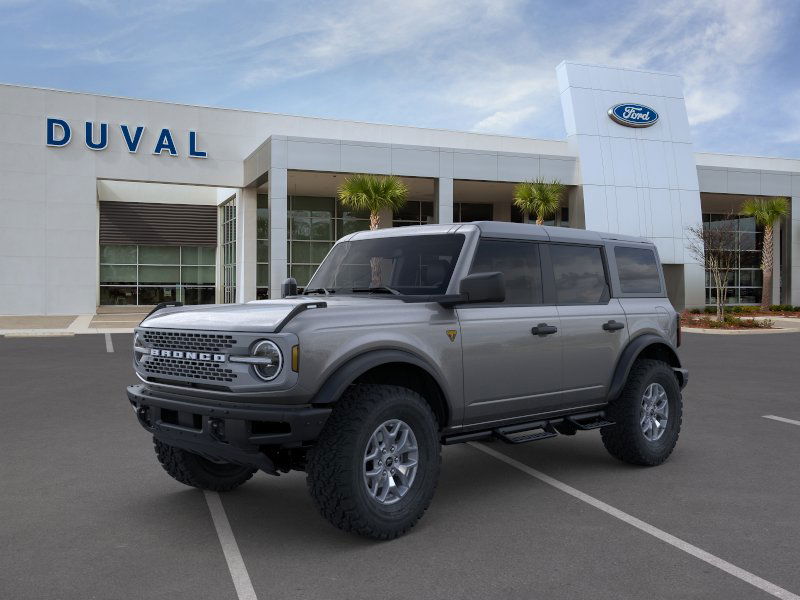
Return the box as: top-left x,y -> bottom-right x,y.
128,222 -> 688,539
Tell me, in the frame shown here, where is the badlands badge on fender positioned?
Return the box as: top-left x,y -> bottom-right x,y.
446,329 -> 458,342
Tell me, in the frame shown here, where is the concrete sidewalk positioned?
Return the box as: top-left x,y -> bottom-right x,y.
0,312 -> 144,337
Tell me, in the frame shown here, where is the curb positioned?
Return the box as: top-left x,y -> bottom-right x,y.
682,327 -> 799,335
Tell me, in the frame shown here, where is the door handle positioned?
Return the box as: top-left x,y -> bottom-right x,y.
602,320 -> 625,331
531,323 -> 558,336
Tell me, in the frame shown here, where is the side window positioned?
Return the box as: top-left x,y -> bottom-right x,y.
469,240 -> 542,304
614,246 -> 662,294
550,244 -> 608,304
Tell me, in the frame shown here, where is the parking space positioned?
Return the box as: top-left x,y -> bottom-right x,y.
1,332 -> 799,599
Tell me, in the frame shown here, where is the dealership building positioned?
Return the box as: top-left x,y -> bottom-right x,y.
2,61 -> 799,316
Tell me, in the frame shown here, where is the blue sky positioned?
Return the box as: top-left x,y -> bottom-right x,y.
2,0 -> 798,157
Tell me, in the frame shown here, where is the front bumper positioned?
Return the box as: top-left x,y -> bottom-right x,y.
673,367 -> 689,389
127,384 -> 331,473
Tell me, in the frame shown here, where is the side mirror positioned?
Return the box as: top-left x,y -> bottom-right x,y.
281,277 -> 298,298
459,272 -> 505,304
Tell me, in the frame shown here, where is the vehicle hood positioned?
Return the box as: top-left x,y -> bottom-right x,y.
138,296 -> 412,333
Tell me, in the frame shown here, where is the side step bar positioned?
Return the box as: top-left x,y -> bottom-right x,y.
442,410 -> 614,446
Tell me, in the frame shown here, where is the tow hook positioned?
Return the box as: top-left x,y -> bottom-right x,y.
209,418 -> 226,441
135,406 -> 151,427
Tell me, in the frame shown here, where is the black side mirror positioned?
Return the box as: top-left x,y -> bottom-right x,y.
459,272 -> 505,304
281,277 -> 298,298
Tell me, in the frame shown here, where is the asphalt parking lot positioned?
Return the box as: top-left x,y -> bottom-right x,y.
2,332 -> 799,600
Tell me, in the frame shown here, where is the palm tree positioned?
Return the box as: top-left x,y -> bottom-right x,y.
513,178 -> 565,225
740,196 -> 789,308
337,173 -> 408,230
338,174 -> 409,287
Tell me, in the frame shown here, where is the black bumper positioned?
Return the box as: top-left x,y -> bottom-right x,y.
673,368 -> 689,389
127,384 -> 331,473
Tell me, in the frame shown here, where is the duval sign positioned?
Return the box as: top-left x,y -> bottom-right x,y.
45,118 -> 207,157
608,103 -> 659,128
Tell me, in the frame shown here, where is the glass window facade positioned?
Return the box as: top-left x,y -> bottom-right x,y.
287,196 -> 370,286
221,198 -> 236,303
256,194 -> 269,299
455,202 -> 493,222
99,245 -> 215,306
703,213 -> 764,305
393,200 -> 435,227
511,204 -> 569,226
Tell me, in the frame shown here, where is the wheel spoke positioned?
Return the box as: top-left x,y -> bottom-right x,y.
363,419 -> 419,505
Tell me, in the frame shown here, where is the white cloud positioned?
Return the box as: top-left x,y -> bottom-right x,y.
472,106 -> 538,133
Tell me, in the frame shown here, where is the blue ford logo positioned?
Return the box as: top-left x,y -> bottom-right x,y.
608,103 -> 659,128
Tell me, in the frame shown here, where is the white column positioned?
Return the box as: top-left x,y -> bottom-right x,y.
791,196 -> 800,305
435,177 -> 454,224
235,188 -> 257,303
269,168 -> 288,299
772,219 -> 781,304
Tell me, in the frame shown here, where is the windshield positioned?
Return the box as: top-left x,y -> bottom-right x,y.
306,234 -> 465,295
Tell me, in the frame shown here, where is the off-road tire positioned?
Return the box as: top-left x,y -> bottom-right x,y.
153,438 -> 256,491
306,384 -> 441,540
601,359 -> 682,466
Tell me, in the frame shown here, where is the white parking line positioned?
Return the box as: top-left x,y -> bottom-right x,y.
203,491 -> 258,600
763,415 -> 800,427
470,442 -> 800,600
104,333 -> 114,353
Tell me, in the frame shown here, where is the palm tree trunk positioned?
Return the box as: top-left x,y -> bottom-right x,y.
761,223 -> 774,309
369,210 -> 382,286
536,215 -> 544,225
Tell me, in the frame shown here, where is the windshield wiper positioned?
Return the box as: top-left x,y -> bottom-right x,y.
350,286 -> 401,295
303,287 -> 334,295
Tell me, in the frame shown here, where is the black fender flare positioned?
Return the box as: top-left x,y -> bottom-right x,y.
606,334 -> 683,401
310,348 -> 450,408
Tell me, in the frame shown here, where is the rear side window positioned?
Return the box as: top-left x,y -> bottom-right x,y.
550,245 -> 608,304
470,240 -> 542,304
615,246 -> 661,294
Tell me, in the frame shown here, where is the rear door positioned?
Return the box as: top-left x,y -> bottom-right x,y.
457,239 -> 563,427
545,243 -> 629,406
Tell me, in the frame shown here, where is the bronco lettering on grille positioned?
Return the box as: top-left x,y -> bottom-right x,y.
149,349 -> 226,362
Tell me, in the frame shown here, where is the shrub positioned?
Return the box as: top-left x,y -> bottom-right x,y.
722,314 -> 773,328
770,304 -> 796,312
703,306 -> 715,315
689,308 -> 701,314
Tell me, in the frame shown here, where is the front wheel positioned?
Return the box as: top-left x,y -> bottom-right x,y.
601,359 -> 683,466
306,384 -> 441,540
153,438 -> 256,492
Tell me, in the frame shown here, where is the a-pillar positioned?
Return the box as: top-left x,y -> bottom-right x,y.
268,168 -> 288,299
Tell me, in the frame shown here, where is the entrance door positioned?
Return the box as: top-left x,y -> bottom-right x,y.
458,239 -> 563,427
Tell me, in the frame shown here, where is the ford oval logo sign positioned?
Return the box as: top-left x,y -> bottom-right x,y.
608,103 -> 659,128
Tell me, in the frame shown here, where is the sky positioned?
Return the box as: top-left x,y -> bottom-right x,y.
1,0 -> 799,157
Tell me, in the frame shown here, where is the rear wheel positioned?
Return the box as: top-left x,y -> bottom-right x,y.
306,384 -> 440,540
153,438 -> 256,492
601,359 -> 682,466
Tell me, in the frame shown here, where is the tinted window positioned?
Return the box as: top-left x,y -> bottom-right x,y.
470,240 -> 542,304
307,234 -> 464,295
615,246 -> 662,294
550,245 -> 608,304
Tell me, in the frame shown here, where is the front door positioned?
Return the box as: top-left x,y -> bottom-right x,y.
458,239 -> 563,427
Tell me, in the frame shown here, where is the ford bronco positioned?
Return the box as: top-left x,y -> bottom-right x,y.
128,222 -> 687,539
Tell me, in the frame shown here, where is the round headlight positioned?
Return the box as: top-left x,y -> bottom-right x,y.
252,340 -> 283,381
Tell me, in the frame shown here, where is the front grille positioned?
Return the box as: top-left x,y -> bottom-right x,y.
143,356 -> 238,382
142,330 -> 237,353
